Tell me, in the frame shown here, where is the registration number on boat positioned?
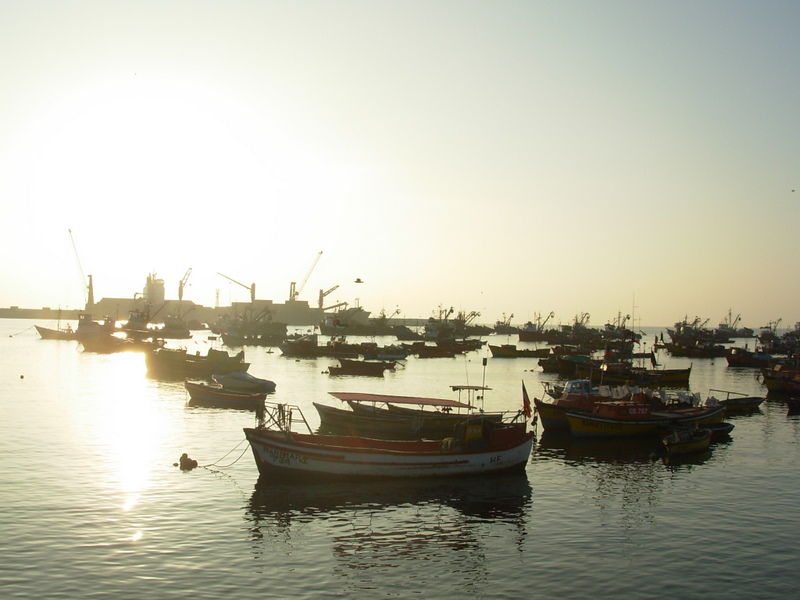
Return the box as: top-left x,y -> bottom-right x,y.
266,448 -> 308,465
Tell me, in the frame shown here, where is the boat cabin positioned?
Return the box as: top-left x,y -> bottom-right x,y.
562,379 -> 594,396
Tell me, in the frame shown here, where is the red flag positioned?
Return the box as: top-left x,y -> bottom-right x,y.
522,381 -> 532,418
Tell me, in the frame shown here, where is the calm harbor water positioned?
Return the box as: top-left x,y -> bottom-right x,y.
2,319 -> 799,599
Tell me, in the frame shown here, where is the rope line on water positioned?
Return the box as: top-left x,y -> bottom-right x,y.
9,325 -> 36,337
202,438 -> 250,469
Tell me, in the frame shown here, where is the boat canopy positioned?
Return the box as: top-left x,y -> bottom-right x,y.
450,385 -> 490,392
329,391 -> 474,409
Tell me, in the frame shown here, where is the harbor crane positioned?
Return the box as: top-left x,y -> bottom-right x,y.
177,268 -> 192,317
68,228 -> 94,310
178,268 -> 192,302
318,284 -> 340,308
290,251 -> 323,301
218,272 -> 256,304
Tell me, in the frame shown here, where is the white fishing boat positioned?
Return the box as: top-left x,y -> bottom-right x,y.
244,399 -> 534,480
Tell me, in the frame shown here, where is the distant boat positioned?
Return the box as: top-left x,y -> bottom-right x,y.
493,314 -> 518,335
716,310 -> 755,339
278,335 -> 363,359
517,311 -> 555,342
725,347 -> 773,368
35,312 -> 115,341
35,324 -> 76,341
146,347 -> 249,378
488,344 -> 550,358
80,334 -> 156,354
327,358 -> 396,377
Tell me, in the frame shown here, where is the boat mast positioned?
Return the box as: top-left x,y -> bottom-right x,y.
68,229 -> 93,311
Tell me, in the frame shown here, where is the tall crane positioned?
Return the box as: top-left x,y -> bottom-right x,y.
318,284 -> 340,308
289,251 -> 323,301
68,229 -> 93,310
218,272 -> 256,304
177,268 -> 192,317
178,268 -> 192,302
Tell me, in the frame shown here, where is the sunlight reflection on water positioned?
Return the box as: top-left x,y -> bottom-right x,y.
1,323 -> 800,599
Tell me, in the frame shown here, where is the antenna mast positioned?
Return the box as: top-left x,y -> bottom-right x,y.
68,229 -> 92,309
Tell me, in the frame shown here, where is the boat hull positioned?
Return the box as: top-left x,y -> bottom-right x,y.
565,405 -> 726,438
533,398 -> 571,432
243,427 -> 534,480
146,348 -> 249,378
698,421 -> 735,441
212,371 -> 276,394
488,344 -> 550,358
719,397 -> 765,414
185,381 -> 266,410
662,429 -> 712,456
314,402 -> 505,440
35,325 -> 78,340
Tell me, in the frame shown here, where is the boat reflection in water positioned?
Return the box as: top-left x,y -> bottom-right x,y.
245,474 -> 533,571
246,473 -> 532,522
245,474 -> 531,588
536,430 -> 714,469
536,430 -> 663,464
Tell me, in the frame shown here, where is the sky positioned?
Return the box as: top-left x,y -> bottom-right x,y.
1,1 -> 798,329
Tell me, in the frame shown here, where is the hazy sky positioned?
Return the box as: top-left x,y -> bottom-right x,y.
1,1 -> 798,328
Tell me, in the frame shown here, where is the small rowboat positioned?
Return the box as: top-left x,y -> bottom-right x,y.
185,380 -> 267,410
698,421 -> 735,442
212,371 -> 276,393
662,427 -> 712,456
709,389 -> 765,414
328,358 -> 396,377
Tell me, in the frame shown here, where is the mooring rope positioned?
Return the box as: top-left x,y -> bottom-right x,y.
9,325 -> 36,337
202,438 -> 250,469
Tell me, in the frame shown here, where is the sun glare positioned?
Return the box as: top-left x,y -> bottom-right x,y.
19,75 -> 378,305
87,353 -> 161,498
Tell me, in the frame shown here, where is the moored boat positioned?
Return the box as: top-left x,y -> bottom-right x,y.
328,358 -> 396,377
212,371 -> 276,394
725,347 -> 773,369
535,379 -> 690,432
564,400 -> 726,438
574,361 -> 692,387
760,365 -> 800,393
244,401 -> 534,480
35,324 -> 78,341
36,312 -> 116,341
662,427 -> 712,456
146,347 -> 249,378
278,335 -> 369,359
711,389 -> 766,414
488,344 -> 550,358
80,333 -> 157,354
534,379 -> 619,431
315,390 -> 509,439
185,380 -> 267,410
697,421 -> 735,442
